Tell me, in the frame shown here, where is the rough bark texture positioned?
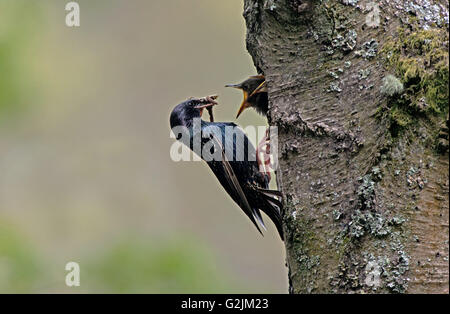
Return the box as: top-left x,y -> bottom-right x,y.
243,0 -> 449,293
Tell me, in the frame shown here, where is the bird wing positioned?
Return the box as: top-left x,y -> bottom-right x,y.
218,138 -> 266,234
202,125 -> 266,234
203,122 -> 257,169
201,123 -> 285,240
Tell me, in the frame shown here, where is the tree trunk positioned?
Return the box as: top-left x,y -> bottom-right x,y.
243,0 -> 449,293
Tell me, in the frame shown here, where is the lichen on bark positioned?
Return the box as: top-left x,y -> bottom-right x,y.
242,0 -> 449,293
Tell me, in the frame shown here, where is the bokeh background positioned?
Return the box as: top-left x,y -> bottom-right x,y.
0,0 -> 287,293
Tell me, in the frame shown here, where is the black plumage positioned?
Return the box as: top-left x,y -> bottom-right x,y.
170,97 -> 284,240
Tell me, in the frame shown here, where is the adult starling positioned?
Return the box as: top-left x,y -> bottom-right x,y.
225,75 -> 268,119
170,96 -> 284,240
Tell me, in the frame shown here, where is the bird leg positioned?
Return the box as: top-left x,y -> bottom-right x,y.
256,128 -> 272,181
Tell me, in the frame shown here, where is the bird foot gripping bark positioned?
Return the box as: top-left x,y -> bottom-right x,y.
257,128 -> 273,182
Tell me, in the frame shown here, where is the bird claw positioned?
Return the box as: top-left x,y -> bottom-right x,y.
257,131 -> 273,181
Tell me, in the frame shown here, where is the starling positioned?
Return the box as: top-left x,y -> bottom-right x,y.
170,96 -> 284,240
226,75 -> 272,179
225,75 -> 268,119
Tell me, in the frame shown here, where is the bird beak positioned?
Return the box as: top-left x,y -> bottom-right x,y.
236,90 -> 250,119
195,103 -> 217,122
225,83 -> 242,89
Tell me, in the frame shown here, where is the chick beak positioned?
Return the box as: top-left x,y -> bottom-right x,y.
225,83 -> 241,89
236,90 -> 250,119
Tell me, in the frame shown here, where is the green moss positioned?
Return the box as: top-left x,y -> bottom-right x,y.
379,24 -> 448,139
381,26 -> 449,115
390,106 -> 411,127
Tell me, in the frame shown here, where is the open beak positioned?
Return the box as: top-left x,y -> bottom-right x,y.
236,90 -> 250,119
225,84 -> 250,118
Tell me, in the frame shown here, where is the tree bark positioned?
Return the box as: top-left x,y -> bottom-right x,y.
243,0 -> 449,293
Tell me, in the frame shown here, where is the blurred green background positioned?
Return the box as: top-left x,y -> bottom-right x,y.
0,0 -> 287,293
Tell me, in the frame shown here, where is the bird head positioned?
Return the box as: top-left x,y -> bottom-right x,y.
170,95 -> 218,129
225,75 -> 266,118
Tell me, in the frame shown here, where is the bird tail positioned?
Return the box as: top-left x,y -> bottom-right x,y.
255,188 -> 284,241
